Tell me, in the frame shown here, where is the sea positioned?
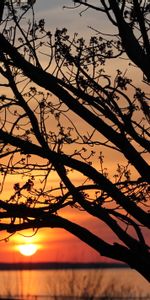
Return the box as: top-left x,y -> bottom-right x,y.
0,267 -> 150,299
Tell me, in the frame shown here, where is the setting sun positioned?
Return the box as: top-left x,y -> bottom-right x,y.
18,244 -> 37,257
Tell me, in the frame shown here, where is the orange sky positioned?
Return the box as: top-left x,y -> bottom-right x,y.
0,0 -> 149,265
0,228 -> 118,264
0,201 -> 119,263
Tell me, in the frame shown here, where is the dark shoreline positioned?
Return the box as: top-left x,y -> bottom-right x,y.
0,262 -> 128,271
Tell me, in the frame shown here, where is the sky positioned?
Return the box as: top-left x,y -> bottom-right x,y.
0,0 -> 147,265
35,0 -> 107,34
0,0 -> 114,264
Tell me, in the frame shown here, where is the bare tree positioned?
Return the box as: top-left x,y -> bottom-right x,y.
0,0 -> 149,281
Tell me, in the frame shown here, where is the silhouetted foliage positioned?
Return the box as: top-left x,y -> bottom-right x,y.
0,0 -> 149,281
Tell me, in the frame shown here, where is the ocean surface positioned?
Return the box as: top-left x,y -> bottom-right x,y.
0,268 -> 150,299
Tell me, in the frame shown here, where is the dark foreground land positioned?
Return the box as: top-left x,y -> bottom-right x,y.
0,262 -> 128,270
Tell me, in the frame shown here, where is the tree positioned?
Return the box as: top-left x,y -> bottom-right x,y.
0,0 -> 149,281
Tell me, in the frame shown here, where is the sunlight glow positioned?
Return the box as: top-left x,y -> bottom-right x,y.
18,244 -> 37,256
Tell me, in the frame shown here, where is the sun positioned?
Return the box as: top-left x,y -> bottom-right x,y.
18,244 -> 37,256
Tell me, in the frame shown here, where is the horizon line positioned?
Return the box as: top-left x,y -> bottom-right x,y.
0,261 -> 128,271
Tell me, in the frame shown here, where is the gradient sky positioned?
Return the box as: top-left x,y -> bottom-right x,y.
0,1 -> 144,264
35,0 -> 107,34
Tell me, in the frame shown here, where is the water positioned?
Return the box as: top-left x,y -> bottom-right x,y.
0,268 -> 150,299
